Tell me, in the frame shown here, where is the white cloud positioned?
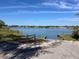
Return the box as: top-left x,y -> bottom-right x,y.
74,3 -> 79,9
57,18 -> 79,21
0,10 -> 79,15
58,2 -> 72,9
42,1 -> 79,9
0,5 -> 38,9
0,0 -> 79,11
42,2 -> 57,6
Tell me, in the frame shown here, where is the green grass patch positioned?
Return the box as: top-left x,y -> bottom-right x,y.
36,38 -> 45,43
0,28 -> 21,36
0,28 -> 21,41
60,34 -> 76,41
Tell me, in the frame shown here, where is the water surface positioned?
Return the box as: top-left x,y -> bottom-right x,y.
11,28 -> 72,39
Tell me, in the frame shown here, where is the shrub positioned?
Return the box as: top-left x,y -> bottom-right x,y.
72,30 -> 79,40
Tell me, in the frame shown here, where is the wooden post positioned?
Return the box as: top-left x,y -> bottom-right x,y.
34,34 -> 36,40
26,35 -> 28,38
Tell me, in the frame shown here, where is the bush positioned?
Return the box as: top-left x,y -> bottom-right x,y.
72,30 -> 79,40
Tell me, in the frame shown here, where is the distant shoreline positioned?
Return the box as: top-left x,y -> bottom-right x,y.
9,25 -> 79,29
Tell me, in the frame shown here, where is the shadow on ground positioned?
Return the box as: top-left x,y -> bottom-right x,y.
0,42 -> 54,59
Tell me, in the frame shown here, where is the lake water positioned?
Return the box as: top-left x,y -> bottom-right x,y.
11,28 -> 72,40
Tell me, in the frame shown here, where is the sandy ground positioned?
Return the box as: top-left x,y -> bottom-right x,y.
72,41 -> 79,47
0,40 -> 79,59
32,41 -> 79,59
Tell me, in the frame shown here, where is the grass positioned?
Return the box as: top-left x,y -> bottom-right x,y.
36,38 -> 45,43
0,20 -> 45,43
0,28 -> 21,41
0,28 -> 21,36
0,28 -> 45,43
60,34 -> 76,41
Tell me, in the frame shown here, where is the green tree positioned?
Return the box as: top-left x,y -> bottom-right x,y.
72,29 -> 79,40
0,20 -> 5,28
72,14 -> 79,40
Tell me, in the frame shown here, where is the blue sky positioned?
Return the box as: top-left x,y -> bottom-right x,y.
0,0 -> 79,26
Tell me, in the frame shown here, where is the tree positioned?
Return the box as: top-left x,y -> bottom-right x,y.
72,29 -> 79,40
72,14 -> 79,40
0,20 -> 5,28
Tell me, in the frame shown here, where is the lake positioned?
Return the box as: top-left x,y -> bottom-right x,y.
11,28 -> 72,40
